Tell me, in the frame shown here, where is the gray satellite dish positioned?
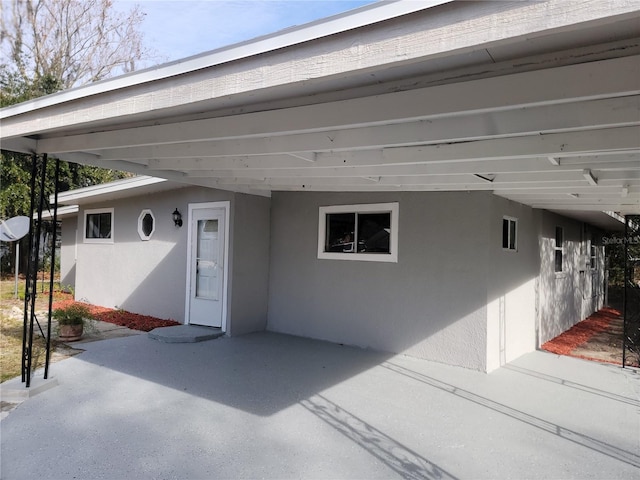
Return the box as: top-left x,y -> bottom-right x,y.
0,216 -> 30,242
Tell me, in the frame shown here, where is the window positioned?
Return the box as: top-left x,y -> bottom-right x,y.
502,216 -> 517,251
554,226 -> 564,272
138,209 -> 155,240
590,243 -> 597,270
318,203 -> 399,262
84,208 -> 113,243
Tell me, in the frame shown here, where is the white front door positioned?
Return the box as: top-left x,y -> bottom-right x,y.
186,204 -> 228,328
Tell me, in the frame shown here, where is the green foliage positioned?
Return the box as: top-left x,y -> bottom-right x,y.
0,71 -> 62,107
52,303 -> 92,325
0,150 -> 133,219
0,1 -> 143,221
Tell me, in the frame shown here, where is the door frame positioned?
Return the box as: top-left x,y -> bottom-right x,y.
184,201 -> 231,332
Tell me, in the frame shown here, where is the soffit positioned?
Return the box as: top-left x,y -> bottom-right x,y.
0,2 -> 638,227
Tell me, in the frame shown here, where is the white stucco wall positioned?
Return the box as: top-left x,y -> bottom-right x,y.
267,191 -> 493,371
73,186 -> 270,334
59,215 -> 77,290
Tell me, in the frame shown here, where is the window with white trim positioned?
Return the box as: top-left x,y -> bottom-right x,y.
502,216 -> 517,251
318,203 -> 399,262
554,226 -> 564,272
138,209 -> 155,241
84,208 -> 113,243
590,242 -> 597,270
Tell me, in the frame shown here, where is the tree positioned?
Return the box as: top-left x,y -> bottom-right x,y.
1,0 -> 149,89
0,0 -> 151,274
0,0 -> 151,220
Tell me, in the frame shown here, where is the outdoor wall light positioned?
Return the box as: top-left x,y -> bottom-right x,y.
172,208 -> 183,227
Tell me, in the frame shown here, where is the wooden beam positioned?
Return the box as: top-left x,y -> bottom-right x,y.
148,155 -> 312,170
34,57 -> 640,153
183,158 -> 640,179
70,95 -> 639,160
382,127 -> 640,164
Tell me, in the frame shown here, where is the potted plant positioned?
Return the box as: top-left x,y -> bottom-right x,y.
53,303 -> 92,342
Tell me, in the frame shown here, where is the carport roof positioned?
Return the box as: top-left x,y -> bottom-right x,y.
1,0 -> 639,225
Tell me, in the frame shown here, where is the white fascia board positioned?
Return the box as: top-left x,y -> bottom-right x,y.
35,205 -> 79,220
0,0 -> 452,119
54,175 -> 167,204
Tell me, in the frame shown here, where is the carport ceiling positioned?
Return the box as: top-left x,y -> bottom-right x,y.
1,0 -> 639,223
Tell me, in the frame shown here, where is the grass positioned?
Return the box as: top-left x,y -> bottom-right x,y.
0,276 -> 65,383
0,310 -> 50,383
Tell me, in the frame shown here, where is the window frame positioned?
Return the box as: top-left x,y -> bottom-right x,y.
317,202 -> 399,263
137,209 -> 156,241
502,216 -> 518,252
554,226 -> 564,273
83,208 -> 114,244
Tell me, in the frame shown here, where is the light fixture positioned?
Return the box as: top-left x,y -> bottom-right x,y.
172,208 -> 183,227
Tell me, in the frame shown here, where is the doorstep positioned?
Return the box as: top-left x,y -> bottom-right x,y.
148,325 -> 224,343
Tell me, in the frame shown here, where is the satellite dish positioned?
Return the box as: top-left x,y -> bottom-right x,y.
0,216 -> 30,242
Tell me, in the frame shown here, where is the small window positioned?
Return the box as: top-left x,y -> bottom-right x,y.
84,208 -> 113,243
554,226 -> 564,272
318,203 -> 399,262
590,243 -> 597,270
137,209 -> 155,240
502,217 -> 517,251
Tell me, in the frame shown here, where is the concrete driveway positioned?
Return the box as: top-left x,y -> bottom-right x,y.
1,331 -> 639,479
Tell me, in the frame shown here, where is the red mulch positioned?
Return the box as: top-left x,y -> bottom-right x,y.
541,307 -> 621,363
51,299 -> 181,332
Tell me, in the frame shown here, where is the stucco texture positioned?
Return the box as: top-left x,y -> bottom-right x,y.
267,191 -> 492,371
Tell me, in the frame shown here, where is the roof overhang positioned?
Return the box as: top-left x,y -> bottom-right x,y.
54,175 -> 183,206
1,0 -> 639,226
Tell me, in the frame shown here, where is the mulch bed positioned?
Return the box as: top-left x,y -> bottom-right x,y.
541,307 -> 632,366
52,297 -> 180,332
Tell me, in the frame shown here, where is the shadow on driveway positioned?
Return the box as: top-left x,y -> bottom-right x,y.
1,332 -> 638,479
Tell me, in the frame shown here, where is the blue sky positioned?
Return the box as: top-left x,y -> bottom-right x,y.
115,0 -> 378,64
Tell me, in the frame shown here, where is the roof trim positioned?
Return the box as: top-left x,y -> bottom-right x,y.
36,205 -> 79,220
0,0 -> 452,118
55,176 -> 167,204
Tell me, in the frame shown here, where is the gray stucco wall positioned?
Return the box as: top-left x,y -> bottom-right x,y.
267,191 -> 492,371
538,211 -> 605,344
228,193 -> 271,335
74,186 -> 270,334
59,215 -> 77,290
486,197 -> 540,371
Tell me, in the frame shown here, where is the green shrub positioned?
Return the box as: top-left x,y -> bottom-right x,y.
52,303 -> 92,325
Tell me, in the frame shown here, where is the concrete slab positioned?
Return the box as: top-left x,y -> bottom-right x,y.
0,375 -> 59,403
148,324 -> 224,343
1,332 -> 638,479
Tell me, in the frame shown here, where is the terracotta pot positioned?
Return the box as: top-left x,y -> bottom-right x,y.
59,324 -> 83,342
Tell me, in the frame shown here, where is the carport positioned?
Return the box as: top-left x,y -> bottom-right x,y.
1,0 -> 638,217
1,0 -> 639,372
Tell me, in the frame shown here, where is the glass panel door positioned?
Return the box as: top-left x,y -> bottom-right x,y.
196,219 -> 219,300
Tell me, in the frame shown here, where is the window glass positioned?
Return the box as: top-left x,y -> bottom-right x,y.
554,226 -> 564,272
318,203 -> 398,262
502,219 -> 509,249
142,213 -> 153,236
86,212 -> 111,239
137,209 -> 155,240
357,213 -> 390,253
326,213 -> 355,253
555,227 -> 564,247
502,217 -> 517,251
